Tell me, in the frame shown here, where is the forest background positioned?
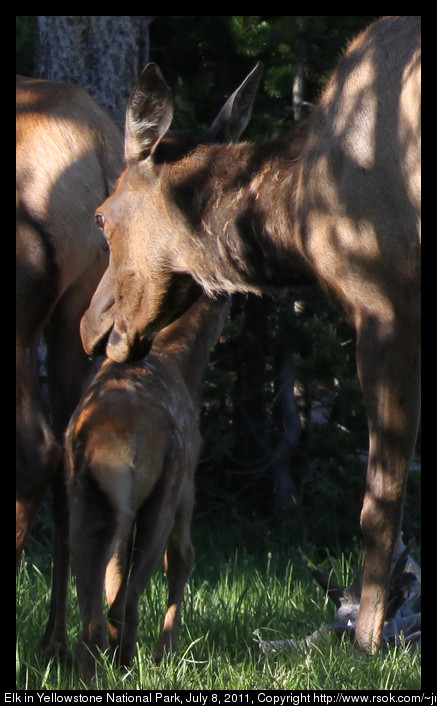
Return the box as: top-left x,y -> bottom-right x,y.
16,16 -> 420,556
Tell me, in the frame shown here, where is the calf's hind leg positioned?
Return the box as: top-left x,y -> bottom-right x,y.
69,473 -> 117,680
107,473 -> 195,667
107,496 -> 174,667
154,489 -> 195,663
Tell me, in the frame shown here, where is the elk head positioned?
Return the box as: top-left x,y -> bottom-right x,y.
81,62 -> 262,362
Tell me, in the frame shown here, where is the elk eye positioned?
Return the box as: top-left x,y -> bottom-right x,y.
95,213 -> 105,231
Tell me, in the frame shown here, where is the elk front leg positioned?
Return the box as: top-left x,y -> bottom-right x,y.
354,313 -> 420,653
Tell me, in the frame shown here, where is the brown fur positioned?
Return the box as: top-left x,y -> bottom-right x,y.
296,17 -> 421,651
16,76 -> 123,658
82,17 -> 421,654
66,295 -> 230,680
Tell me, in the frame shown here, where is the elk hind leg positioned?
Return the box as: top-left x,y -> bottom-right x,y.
108,476 -> 181,668
41,286 -> 99,661
104,526 -> 134,660
16,355 -> 61,565
154,492 -> 195,663
40,465 -> 71,663
107,510 -> 168,667
69,473 -> 117,680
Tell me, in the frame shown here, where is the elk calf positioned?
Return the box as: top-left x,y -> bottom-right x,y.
66,295 -> 229,679
82,16 -> 421,654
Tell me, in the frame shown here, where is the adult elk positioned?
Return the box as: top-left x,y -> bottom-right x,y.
82,16 -> 421,653
16,76 -> 123,656
67,294 -> 230,679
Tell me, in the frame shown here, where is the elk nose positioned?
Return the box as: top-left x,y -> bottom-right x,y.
106,325 -> 153,363
106,326 -> 131,363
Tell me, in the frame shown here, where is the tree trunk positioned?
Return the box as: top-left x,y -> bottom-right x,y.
269,303 -> 302,513
292,16 -> 308,122
35,16 -> 155,128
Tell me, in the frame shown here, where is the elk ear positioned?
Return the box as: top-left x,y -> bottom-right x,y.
125,63 -> 174,163
204,62 -> 263,143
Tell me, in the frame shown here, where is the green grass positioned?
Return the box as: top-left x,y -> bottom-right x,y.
16,511 -> 421,691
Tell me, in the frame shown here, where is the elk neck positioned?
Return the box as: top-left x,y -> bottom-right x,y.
150,295 -> 230,396
165,133 -> 316,296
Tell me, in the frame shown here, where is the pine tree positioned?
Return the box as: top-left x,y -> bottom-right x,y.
35,16 -> 154,128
